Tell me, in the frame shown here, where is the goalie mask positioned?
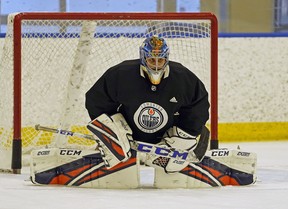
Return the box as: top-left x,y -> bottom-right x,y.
140,36 -> 170,85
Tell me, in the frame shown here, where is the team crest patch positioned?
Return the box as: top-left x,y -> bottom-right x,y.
133,102 -> 168,133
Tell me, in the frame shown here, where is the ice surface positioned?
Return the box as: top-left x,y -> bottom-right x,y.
1,141 -> 288,209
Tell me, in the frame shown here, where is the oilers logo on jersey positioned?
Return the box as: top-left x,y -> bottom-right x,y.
133,102 -> 168,133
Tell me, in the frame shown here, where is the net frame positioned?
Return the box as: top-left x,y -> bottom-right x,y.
4,12 -> 218,173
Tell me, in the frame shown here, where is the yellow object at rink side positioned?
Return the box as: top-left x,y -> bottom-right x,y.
0,126 -> 96,149
1,122 -> 288,149
219,122 -> 288,142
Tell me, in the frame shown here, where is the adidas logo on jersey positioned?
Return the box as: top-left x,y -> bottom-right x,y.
169,97 -> 178,103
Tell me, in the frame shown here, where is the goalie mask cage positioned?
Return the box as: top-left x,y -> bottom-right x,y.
0,12 -> 218,173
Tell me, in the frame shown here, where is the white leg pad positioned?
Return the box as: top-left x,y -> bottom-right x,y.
30,148 -> 140,189
154,149 -> 257,188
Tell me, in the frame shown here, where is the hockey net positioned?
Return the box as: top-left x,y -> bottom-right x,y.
0,12 -> 218,173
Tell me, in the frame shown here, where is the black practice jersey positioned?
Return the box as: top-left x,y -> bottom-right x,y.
85,59 -> 210,144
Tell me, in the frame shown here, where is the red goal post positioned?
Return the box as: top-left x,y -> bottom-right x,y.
0,12 -> 218,173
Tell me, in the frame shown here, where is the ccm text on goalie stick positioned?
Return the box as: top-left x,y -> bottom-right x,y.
35,124 -> 202,163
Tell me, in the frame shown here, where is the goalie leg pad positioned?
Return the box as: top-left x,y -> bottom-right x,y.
202,149 -> 257,185
154,149 -> 257,188
87,113 -> 132,168
30,148 -> 140,189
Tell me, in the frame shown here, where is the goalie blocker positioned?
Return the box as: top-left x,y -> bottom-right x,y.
86,113 -> 132,169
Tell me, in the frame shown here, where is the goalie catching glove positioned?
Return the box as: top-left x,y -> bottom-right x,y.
145,126 -> 210,173
87,113 -> 132,169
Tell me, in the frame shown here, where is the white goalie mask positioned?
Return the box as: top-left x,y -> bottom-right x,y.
140,36 -> 170,85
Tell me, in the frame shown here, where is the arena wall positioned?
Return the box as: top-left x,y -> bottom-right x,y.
217,37 -> 288,141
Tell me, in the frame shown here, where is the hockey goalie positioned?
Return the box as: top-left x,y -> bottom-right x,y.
30,36 -> 257,188
31,113 -> 257,189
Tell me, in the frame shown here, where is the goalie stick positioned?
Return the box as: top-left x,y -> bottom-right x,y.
35,124 -> 209,163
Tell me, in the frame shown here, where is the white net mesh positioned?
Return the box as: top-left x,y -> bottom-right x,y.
0,13 -> 214,170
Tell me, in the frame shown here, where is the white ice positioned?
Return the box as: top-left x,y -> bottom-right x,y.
1,141 -> 288,209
